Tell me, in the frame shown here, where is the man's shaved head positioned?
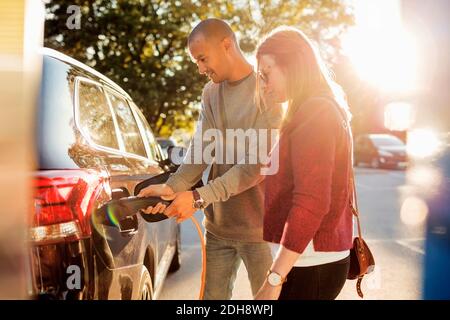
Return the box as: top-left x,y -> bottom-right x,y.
188,18 -> 237,46
188,18 -> 247,83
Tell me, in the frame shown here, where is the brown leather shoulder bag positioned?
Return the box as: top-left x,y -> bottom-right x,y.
347,171 -> 376,298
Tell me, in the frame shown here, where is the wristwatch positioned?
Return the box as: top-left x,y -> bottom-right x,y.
266,270 -> 286,287
192,189 -> 206,209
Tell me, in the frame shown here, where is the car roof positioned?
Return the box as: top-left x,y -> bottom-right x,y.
39,47 -> 131,100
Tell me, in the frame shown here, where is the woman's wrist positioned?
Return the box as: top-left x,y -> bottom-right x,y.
271,245 -> 301,278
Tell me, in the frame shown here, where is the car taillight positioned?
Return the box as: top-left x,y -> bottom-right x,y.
30,170 -> 107,244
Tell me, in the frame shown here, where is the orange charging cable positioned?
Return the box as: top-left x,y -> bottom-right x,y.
189,216 -> 206,300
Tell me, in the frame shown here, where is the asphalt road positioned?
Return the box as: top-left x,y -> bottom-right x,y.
159,166 -> 424,300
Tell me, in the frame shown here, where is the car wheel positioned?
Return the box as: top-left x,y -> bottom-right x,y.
371,157 -> 380,169
139,267 -> 152,300
168,224 -> 181,273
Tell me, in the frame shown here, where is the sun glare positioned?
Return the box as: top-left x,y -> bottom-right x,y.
342,0 -> 419,93
407,129 -> 442,158
384,102 -> 414,131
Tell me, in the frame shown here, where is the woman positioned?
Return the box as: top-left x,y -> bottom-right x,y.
254,26 -> 354,300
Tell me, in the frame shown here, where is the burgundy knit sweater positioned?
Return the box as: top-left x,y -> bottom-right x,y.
264,96 -> 354,254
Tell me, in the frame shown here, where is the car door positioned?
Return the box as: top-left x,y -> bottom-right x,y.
354,137 -> 363,163
75,77 -> 149,299
360,137 -> 372,163
76,74 -> 176,299
367,138 -> 379,161
355,136 -> 368,163
130,103 -> 177,272
98,87 -> 164,268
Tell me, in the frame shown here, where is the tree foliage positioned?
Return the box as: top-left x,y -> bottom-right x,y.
44,0 -> 354,136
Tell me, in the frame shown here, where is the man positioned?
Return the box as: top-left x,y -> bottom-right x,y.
138,18 -> 281,300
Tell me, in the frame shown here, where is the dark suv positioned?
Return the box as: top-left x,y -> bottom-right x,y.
30,48 -> 181,300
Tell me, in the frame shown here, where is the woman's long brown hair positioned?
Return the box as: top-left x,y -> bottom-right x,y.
255,26 -> 351,124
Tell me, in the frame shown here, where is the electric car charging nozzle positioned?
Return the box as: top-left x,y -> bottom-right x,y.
96,196 -> 172,224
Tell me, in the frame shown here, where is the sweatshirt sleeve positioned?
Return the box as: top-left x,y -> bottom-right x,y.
196,106 -> 281,206
280,100 -> 342,254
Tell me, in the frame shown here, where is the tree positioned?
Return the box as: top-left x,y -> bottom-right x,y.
44,0 -> 354,136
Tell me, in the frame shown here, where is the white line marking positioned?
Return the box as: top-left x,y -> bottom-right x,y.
395,240 -> 425,255
366,238 -> 425,243
355,182 -> 401,191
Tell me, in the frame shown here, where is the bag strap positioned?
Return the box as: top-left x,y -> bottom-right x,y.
320,96 -> 364,240
350,166 -> 363,240
323,99 -> 371,299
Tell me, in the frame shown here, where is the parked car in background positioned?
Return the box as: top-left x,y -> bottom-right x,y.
30,48 -> 183,300
354,134 -> 408,169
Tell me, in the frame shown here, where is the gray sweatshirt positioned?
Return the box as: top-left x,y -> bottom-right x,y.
166,72 -> 282,242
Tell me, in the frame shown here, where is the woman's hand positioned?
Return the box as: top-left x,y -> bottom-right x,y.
254,280 -> 282,300
255,245 -> 300,300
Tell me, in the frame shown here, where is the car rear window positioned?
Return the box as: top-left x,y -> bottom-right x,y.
107,91 -> 147,158
371,136 -> 404,147
78,81 -> 120,150
133,105 -> 161,161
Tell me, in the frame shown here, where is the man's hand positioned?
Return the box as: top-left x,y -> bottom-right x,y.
165,191 -> 197,223
138,184 -> 174,215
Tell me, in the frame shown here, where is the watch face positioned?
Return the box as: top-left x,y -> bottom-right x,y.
268,272 -> 282,286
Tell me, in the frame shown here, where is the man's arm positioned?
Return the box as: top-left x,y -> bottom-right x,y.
196,106 -> 282,206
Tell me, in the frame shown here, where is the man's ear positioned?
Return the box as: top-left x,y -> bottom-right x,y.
222,37 -> 233,52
